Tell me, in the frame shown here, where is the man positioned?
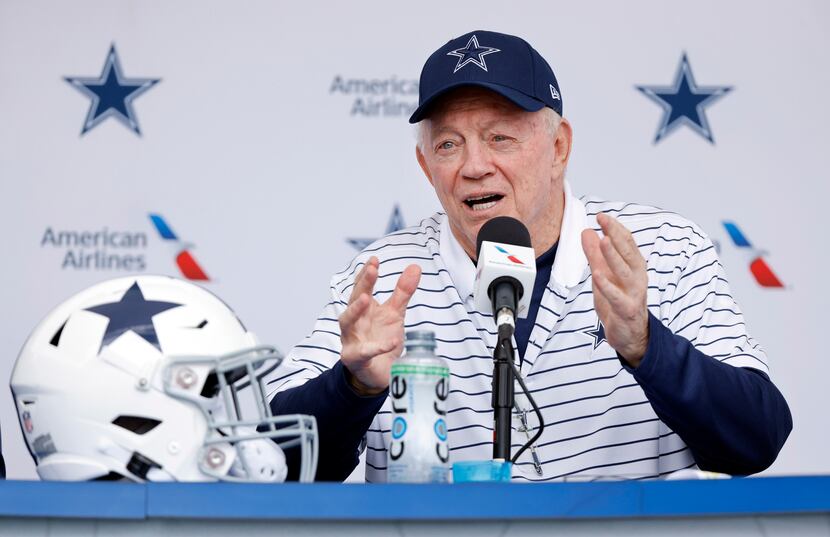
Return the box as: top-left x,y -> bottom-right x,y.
268,30 -> 791,482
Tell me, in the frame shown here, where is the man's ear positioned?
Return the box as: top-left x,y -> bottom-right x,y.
416,145 -> 435,187
552,117 -> 573,174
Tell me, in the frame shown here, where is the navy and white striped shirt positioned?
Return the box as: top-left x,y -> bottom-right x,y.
267,182 -> 791,482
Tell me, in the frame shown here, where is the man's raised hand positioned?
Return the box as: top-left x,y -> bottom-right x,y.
581,213 -> 650,367
339,256 -> 422,395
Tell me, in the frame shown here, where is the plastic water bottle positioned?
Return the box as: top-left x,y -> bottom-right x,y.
387,330 -> 450,483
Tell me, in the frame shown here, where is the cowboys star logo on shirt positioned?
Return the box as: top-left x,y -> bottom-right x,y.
446,35 -> 500,73
585,318 -> 608,350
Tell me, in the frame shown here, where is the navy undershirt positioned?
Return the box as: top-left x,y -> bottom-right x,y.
514,242 -> 558,362
271,247 -> 792,481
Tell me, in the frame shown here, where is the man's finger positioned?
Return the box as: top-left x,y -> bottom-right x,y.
357,339 -> 396,358
581,228 -> 608,273
599,235 -> 632,285
339,293 -> 370,333
386,264 -> 422,312
598,214 -> 643,270
349,257 -> 379,305
360,335 -> 401,359
592,270 -> 630,313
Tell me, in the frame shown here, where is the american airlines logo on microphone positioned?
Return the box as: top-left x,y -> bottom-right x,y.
494,245 -> 525,265
474,240 -> 536,318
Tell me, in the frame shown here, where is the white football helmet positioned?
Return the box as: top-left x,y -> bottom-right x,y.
11,275 -> 318,482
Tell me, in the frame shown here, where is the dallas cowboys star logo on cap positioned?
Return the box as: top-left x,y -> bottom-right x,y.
85,281 -> 181,352
346,205 -> 406,251
446,35 -> 501,73
636,53 -> 732,144
64,44 -> 160,136
585,318 -> 608,350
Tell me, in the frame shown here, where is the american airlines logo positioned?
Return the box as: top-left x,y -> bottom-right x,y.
721,221 -> 783,288
40,226 -> 148,271
148,214 -> 209,281
495,245 -> 524,265
329,75 -> 418,118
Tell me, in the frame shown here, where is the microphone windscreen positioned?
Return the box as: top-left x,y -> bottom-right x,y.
476,217 -> 532,259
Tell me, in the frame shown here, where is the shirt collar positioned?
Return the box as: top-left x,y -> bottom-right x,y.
439,180 -> 589,299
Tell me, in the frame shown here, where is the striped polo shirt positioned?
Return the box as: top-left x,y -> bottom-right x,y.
267,181 -> 768,482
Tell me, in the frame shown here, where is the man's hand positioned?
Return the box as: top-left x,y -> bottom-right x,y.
581,213 -> 649,367
339,256 -> 422,395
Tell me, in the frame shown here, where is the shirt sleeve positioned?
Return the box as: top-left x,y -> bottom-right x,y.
270,361 -> 388,481
265,268 -> 388,482
630,232 -> 792,475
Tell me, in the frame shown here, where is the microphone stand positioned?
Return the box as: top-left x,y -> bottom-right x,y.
492,308 -> 515,461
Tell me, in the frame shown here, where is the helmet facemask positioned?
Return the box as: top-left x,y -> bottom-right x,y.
164,346 -> 318,483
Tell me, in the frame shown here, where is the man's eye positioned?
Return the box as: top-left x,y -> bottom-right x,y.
438,141 -> 455,151
492,135 -> 509,143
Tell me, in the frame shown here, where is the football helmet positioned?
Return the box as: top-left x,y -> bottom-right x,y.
11,275 -> 318,482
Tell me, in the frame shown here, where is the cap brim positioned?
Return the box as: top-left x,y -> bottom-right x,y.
408,81 -> 545,124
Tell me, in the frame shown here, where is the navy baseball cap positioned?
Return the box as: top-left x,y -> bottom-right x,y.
409,30 -> 563,124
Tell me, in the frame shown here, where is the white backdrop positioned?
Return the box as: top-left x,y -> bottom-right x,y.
1,0 -> 827,480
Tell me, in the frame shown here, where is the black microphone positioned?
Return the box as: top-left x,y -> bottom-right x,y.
474,216 -> 535,461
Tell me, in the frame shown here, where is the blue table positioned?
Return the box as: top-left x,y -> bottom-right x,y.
1,476 -> 828,536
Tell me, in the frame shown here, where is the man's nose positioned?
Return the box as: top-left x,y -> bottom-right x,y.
460,140 -> 494,180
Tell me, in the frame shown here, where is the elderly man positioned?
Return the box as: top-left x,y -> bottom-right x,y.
268,30 -> 791,482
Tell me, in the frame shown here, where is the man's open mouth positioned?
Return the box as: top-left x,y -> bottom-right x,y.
464,194 -> 504,211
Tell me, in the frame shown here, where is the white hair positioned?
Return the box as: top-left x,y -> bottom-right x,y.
415,107 -> 562,152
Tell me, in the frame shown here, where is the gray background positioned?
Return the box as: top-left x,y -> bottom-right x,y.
0,0 -> 826,480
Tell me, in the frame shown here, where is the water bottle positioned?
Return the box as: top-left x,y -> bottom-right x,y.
387,330 -> 450,483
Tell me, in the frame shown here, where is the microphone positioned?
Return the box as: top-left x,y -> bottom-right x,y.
473,217 -> 536,330
474,217 -> 536,462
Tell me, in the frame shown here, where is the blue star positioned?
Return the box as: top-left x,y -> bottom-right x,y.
446,35 -> 501,73
346,205 -> 406,251
585,318 -> 607,350
85,282 -> 181,352
636,53 -> 731,144
65,44 -> 160,136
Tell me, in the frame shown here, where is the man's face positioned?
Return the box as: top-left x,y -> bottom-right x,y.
416,87 -> 572,259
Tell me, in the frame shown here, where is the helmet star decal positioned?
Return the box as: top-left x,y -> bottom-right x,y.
84,281 -> 181,352
446,35 -> 501,73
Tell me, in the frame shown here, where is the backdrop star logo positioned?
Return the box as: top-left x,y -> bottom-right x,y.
585,318 -> 608,350
64,44 -> 160,136
636,53 -> 731,144
347,205 -> 406,251
85,282 -> 181,352
446,35 -> 501,73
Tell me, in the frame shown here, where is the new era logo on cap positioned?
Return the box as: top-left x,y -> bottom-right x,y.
410,30 -> 563,123
550,84 -> 560,100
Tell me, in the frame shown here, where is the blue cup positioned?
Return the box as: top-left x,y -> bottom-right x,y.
452,460 -> 512,483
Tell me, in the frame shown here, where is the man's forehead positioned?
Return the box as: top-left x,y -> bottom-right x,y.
425,87 -> 531,127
